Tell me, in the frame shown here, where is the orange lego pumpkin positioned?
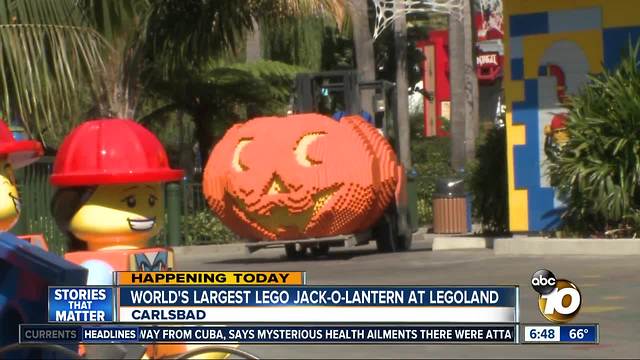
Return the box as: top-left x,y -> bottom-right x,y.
203,113 -> 404,240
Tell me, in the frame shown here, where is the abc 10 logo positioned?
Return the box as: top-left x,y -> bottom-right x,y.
531,269 -> 582,323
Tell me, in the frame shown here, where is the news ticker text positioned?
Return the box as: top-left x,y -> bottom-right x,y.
22,324 -> 515,344
19,324 -> 599,344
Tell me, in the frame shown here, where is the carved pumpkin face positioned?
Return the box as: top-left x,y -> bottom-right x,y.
203,113 -> 404,240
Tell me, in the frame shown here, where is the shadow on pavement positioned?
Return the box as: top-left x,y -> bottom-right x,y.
205,246 -> 431,265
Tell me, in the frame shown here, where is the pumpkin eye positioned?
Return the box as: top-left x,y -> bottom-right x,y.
232,138 -> 252,172
294,132 -> 325,167
122,195 -> 137,208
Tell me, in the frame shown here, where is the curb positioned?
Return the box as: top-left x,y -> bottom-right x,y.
494,237 -> 640,256
432,236 -> 493,251
171,242 -> 247,257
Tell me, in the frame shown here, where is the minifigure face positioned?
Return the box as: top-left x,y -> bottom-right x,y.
552,129 -> 569,145
69,183 -> 164,250
0,157 -> 19,231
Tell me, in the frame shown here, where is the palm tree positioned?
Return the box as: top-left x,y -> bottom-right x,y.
448,1 -> 465,170
245,0 -> 345,64
142,60 -> 302,164
0,0 -> 259,144
393,3 -> 411,169
0,0 -> 108,146
347,0 -> 376,115
0,0 -> 345,151
79,0 -> 150,119
448,0 -> 478,170
141,1 -> 345,162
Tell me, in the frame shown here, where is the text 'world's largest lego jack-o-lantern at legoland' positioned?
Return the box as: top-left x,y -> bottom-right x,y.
203,113 -> 405,241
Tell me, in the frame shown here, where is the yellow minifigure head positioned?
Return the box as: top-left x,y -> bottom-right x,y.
53,183 -> 165,251
552,128 -> 569,144
50,119 -> 183,251
545,113 -> 569,146
0,157 -> 20,231
0,120 -> 44,232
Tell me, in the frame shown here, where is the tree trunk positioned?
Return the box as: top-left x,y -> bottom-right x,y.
246,18 -> 262,118
347,0 -> 376,115
194,108 -> 215,169
448,3 -> 466,171
449,0 -> 479,171
463,0 -> 479,164
246,18 -> 262,62
393,3 -> 411,169
176,110 -> 194,178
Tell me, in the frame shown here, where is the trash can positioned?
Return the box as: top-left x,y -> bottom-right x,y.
432,178 -> 471,234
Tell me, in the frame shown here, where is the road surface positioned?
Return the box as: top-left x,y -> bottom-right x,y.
177,240 -> 640,359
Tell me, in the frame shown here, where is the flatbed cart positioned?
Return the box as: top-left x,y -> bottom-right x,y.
245,70 -> 419,259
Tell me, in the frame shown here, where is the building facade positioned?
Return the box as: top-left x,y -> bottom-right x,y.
504,0 -> 640,232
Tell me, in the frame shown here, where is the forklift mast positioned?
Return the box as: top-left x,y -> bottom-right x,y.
294,71 -> 362,115
293,70 -> 399,153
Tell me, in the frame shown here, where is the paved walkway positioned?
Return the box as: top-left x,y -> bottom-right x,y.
176,241 -> 639,358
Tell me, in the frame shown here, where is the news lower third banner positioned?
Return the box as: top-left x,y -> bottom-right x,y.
115,271 -> 306,286
48,285 -> 518,323
20,324 -> 518,344
117,286 -> 518,323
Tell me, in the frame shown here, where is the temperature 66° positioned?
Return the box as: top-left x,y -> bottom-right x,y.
569,328 -> 588,339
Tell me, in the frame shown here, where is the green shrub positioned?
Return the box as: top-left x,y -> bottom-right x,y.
181,211 -> 239,245
151,211 -> 239,247
548,41 -> 640,237
468,126 -> 509,234
410,113 -> 456,224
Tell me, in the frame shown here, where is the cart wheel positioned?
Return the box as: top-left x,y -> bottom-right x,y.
285,244 -> 306,259
374,213 -> 398,253
310,244 -> 330,257
398,232 -> 413,251
398,215 -> 413,251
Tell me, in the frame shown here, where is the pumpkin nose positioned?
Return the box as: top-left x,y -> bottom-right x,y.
266,174 -> 289,195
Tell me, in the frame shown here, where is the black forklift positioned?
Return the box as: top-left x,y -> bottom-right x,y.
245,70 -> 419,258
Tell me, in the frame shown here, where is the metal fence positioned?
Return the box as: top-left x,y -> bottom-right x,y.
181,181 -> 208,216
14,156 -> 67,254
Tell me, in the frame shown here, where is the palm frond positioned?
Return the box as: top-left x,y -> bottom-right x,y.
251,0 -> 346,26
548,40 -> 640,236
76,0 -> 149,41
0,0 -> 109,146
142,0 -> 254,78
142,59 -> 302,123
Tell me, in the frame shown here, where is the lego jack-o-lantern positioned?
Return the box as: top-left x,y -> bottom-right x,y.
203,113 -> 405,240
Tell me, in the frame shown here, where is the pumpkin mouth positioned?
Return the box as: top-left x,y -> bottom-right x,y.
231,185 -> 340,235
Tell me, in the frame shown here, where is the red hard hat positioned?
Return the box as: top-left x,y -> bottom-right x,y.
50,119 -> 183,186
0,119 -> 44,168
550,113 -> 567,130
